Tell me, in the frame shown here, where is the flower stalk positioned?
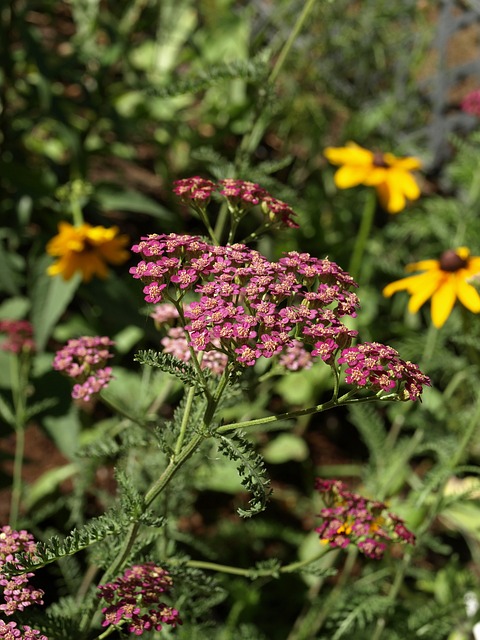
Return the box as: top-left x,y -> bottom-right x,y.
348,189 -> 377,282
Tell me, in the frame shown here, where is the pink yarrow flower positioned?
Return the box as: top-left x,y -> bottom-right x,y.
337,342 -> 430,401
173,176 -> 216,203
53,336 -> 115,402
0,527 -> 45,620
173,177 -> 299,230
129,231 -> 430,399
461,89 -> 480,117
130,233 -> 359,371
0,320 -> 35,354
0,621 -> 48,639
98,563 -> 181,636
315,479 -> 415,559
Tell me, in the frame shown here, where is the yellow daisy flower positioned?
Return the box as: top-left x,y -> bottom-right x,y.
324,142 -> 421,213
46,222 -> 130,282
383,247 -> 480,328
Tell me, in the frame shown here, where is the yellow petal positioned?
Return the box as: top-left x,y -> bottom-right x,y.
396,171 -> 421,200
375,181 -> 406,214
384,154 -> 422,171
430,277 -> 456,328
406,259 -> 439,272
362,167 -> 388,186
47,255 -> 77,281
383,275 -> 413,297
383,271 -> 433,297
466,256 -> 480,275
455,274 -> 480,313
324,143 -> 373,166
408,271 -> 445,313
334,165 -> 372,188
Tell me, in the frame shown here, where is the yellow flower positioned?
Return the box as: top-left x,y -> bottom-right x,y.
46,222 -> 130,282
383,247 -> 480,328
324,142 -> 422,213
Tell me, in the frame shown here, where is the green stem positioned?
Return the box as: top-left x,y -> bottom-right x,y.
10,420 -> 25,528
78,519 -> 141,633
419,321 -> 438,369
94,624 -> 118,640
269,0 -> 317,86
348,189 -> 377,282
288,547 -> 358,640
213,201 -> 230,246
145,433 -> 205,507
217,389 -> 399,434
372,396 -> 480,640
370,552 -> 411,640
84,370 -> 230,636
174,384 -> 196,456
71,197 -> 84,227
239,0 -> 318,158
184,548 -> 328,578
198,208 -> 220,246
10,354 -> 29,527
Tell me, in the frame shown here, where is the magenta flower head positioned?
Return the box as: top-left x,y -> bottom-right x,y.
0,526 -> 45,617
337,342 -> 431,401
0,621 -> 48,639
129,231 -> 431,401
0,320 -> 35,354
218,178 -> 299,228
314,479 -> 415,560
98,563 -> 181,636
461,89 -> 480,117
130,233 -> 359,372
53,336 -> 115,402
173,177 -> 299,231
173,176 -> 217,205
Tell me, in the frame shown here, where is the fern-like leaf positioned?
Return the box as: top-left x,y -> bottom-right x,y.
216,431 -> 271,518
146,55 -> 269,99
134,349 -> 204,386
2,509 -> 134,574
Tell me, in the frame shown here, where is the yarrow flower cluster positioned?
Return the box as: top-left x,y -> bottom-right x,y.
153,304 -> 314,375
338,342 -> 430,401
130,233 -> 358,366
97,563 -> 181,636
130,233 -> 430,399
0,527 -> 47,639
0,320 -> 35,354
0,621 -> 47,640
173,176 -> 299,229
53,336 -> 114,401
461,89 -> 480,117
315,480 -> 415,559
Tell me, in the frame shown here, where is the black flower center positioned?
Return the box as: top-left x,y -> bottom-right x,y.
439,250 -> 468,272
372,152 -> 390,168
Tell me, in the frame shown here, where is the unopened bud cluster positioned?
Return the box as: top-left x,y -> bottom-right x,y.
173,176 -> 299,229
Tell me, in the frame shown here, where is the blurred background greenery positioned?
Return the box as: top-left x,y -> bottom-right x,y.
3,1 -> 480,638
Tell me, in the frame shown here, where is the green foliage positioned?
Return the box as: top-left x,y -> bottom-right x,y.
217,432 -> 272,518
134,349 -> 205,387
3,509 -> 134,574
3,0 -> 480,638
